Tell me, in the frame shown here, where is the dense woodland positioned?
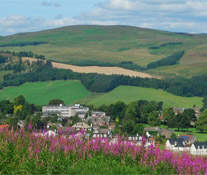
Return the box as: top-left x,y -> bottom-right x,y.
147,51 -> 185,69
0,41 -> 48,47
148,42 -> 183,50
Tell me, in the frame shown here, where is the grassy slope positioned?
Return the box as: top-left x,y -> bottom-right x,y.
0,25 -> 207,77
0,80 -> 91,105
87,86 -> 203,108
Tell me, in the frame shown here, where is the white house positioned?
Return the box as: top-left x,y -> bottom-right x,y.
166,138 -> 190,152
190,142 -> 207,156
72,122 -> 91,131
92,128 -> 112,139
92,111 -> 106,118
44,130 -> 56,137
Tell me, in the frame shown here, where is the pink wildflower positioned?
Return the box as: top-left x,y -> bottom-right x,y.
28,124 -> 32,130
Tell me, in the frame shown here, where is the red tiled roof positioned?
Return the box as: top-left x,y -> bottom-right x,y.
0,124 -> 9,129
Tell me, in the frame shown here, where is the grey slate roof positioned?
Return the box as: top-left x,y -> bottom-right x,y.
193,142 -> 207,149
169,138 -> 185,145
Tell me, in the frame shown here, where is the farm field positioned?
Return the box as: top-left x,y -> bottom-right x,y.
22,57 -> 160,79
87,86 -> 203,108
0,80 -> 91,105
1,25 -> 207,77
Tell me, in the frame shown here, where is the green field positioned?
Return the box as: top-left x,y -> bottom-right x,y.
1,25 -> 207,77
87,86 -> 203,108
0,80 -> 91,105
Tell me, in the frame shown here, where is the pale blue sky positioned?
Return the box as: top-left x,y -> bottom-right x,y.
1,0 -> 207,36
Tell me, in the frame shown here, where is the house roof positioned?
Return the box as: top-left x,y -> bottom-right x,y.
178,135 -> 195,141
168,138 -> 184,145
158,128 -> 174,135
0,124 -> 9,129
99,128 -> 110,134
93,128 -> 111,134
48,123 -> 63,127
72,122 -> 90,129
175,142 -> 184,147
193,142 -> 207,149
144,127 -> 160,132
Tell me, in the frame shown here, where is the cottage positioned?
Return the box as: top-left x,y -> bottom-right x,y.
173,107 -> 185,115
190,142 -> 207,155
193,107 -> 201,118
92,111 -> 106,118
0,124 -> 9,130
178,135 -> 196,145
92,128 -> 112,139
44,130 -> 56,137
166,138 -> 190,152
47,123 -> 63,129
158,128 -> 174,139
72,122 -> 91,131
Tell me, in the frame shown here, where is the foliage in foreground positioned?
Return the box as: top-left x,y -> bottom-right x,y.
0,128 -> 207,175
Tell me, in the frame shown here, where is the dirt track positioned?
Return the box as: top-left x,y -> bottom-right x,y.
22,57 -> 161,79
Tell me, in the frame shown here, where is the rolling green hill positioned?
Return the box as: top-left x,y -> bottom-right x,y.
1,25 -> 207,77
87,86 -> 203,108
0,80 -> 91,105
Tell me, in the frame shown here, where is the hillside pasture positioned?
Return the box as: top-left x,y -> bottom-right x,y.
0,80 -> 91,105
87,86 -> 203,108
22,57 -> 161,79
1,25 -> 207,77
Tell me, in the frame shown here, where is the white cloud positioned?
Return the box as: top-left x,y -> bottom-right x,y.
41,1 -> 61,7
0,16 -> 79,35
0,15 -> 118,36
75,0 -> 207,33
1,0 -> 207,35
41,1 -> 52,7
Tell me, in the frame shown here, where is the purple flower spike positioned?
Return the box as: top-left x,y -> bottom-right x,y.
28,124 -> 32,130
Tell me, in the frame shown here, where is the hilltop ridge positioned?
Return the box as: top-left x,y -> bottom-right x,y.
1,25 -> 207,77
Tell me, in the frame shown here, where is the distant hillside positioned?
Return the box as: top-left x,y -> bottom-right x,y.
1,25 -> 207,77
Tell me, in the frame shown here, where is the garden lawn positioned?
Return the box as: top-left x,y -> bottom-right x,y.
0,80 -> 91,105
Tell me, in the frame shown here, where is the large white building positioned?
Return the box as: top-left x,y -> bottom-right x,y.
42,104 -> 89,119
166,138 -> 190,152
190,142 -> 207,156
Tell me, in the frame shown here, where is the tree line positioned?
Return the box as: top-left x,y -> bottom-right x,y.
147,51 -> 184,69
0,50 -> 45,60
2,62 -> 207,97
1,51 -> 207,97
0,41 -> 48,47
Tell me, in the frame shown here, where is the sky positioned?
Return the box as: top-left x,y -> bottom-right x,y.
0,0 -> 207,36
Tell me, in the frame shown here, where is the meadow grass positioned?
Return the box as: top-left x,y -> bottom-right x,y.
0,80 -> 91,105
155,62 -> 207,77
87,85 -> 203,108
88,86 -> 202,108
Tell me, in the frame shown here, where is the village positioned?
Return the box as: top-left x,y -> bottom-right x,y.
1,103 -> 206,156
